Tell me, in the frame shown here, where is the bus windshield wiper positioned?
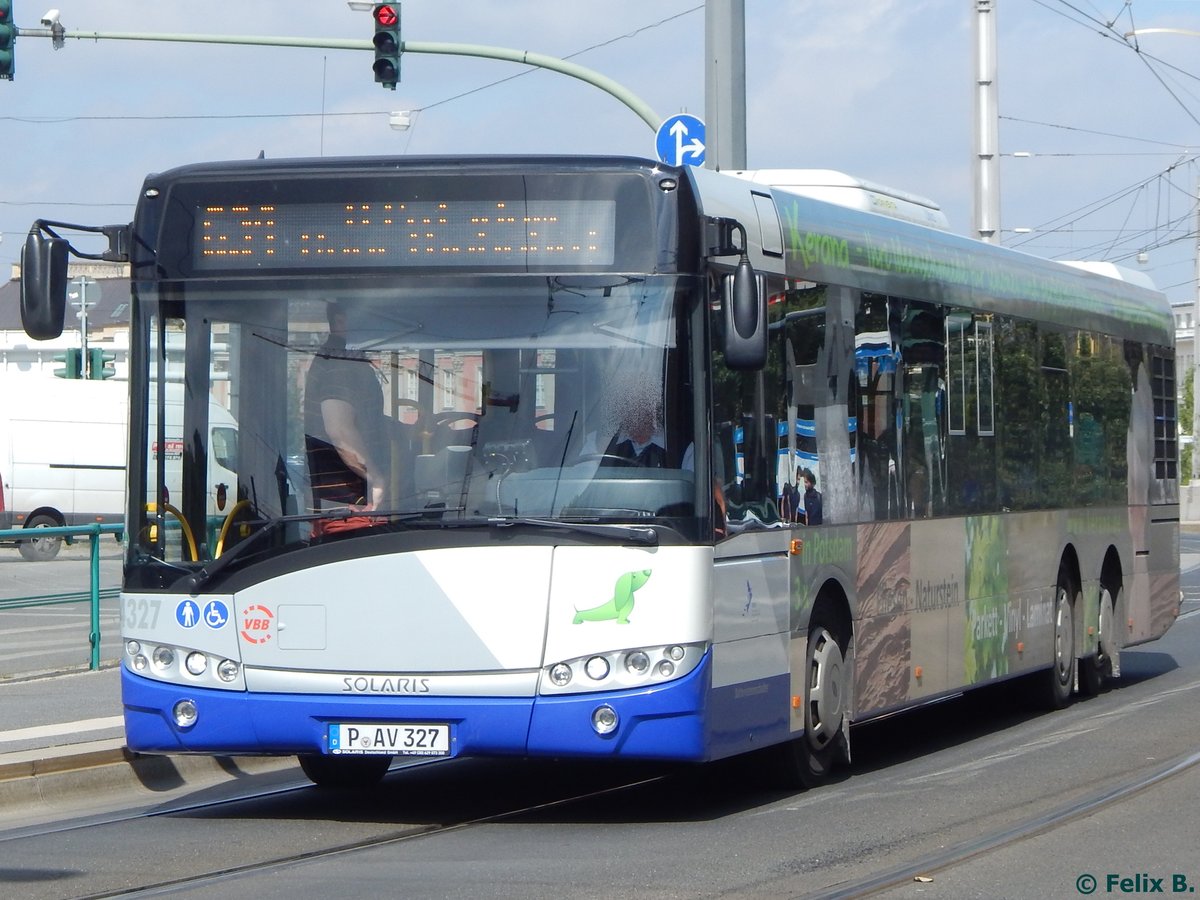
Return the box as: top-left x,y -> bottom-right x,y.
482,516 -> 658,546
182,507 -> 426,593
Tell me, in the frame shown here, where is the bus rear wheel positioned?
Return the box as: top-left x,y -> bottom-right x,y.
298,753 -> 393,789
1035,569 -> 1077,710
18,514 -> 63,562
1080,585 -> 1118,696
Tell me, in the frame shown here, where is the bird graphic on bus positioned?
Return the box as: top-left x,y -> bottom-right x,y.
573,569 -> 653,624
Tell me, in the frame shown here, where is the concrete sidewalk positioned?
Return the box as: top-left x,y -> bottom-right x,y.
0,667 -> 124,776
0,666 -> 296,814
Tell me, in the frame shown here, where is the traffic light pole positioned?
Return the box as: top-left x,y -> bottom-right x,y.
16,28 -> 662,131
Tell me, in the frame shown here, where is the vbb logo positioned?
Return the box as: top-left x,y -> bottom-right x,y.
240,604 -> 274,644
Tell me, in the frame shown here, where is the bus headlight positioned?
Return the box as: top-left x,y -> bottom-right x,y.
540,642 -> 706,695
624,650 -> 650,675
125,639 -> 241,689
152,646 -> 175,670
217,659 -> 240,683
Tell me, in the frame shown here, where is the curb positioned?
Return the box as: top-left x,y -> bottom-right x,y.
0,738 -> 128,781
0,742 -> 300,816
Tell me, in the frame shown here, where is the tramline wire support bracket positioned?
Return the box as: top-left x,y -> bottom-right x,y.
11,26 -> 662,131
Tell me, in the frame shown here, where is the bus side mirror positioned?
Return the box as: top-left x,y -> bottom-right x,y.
20,228 -> 70,340
722,256 -> 765,370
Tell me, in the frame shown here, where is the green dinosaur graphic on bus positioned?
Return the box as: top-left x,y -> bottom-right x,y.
573,569 -> 653,624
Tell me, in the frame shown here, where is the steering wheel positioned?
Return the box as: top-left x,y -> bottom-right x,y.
573,451 -> 636,467
435,411 -> 482,430
394,398 -> 422,427
434,412 -> 482,449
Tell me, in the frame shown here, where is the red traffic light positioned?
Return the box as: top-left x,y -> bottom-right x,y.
374,5 -> 398,27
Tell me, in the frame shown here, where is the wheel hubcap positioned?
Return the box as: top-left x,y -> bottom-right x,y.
1097,588 -> 1116,669
1054,587 -> 1074,684
807,627 -> 845,749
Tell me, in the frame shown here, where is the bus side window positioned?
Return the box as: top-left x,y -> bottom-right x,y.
711,280 -> 780,534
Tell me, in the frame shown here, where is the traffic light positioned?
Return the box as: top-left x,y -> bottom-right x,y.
53,347 -> 82,379
88,347 -> 116,380
372,3 -> 400,90
0,0 -> 15,82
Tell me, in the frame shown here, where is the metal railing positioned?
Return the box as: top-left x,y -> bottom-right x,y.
0,523 -> 123,670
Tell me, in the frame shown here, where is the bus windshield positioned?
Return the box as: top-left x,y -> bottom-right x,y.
128,273 -> 701,583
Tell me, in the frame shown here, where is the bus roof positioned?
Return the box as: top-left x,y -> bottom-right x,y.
723,168 -> 951,231
690,164 -> 1173,347
1060,260 -> 1159,291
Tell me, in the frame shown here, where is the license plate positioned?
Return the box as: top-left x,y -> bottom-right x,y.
328,722 -> 450,756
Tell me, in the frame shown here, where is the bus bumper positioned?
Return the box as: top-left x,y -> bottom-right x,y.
121,653 -> 711,762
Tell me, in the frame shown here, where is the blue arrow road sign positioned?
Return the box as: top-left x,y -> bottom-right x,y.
655,114 -> 706,167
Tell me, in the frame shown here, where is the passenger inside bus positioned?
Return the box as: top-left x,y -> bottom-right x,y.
303,302 -> 393,512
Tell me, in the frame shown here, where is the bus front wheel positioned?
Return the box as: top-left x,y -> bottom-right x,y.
771,611 -> 849,789
298,753 -> 393,789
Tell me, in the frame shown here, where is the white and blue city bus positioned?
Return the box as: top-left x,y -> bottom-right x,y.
19,155 -> 1179,788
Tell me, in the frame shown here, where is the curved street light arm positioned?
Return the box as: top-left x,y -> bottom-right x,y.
21,29 -> 663,131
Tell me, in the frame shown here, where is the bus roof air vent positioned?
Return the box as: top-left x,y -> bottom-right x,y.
1060,260 -> 1160,291
726,169 -> 951,231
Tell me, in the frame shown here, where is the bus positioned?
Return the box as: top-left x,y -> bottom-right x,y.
19,155 -> 1180,788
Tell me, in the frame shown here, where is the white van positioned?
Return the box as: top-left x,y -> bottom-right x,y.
0,377 -> 237,560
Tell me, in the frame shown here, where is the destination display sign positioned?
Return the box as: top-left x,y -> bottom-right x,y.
193,198 -> 618,270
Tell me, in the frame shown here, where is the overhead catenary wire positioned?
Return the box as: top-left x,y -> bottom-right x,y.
1007,1 -> 1200,294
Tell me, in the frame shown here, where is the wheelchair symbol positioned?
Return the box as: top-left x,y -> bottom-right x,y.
203,600 -> 229,629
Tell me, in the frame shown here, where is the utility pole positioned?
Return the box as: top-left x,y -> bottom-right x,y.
704,0 -> 747,170
973,0 -> 1000,242
70,275 -> 93,369
1193,180 -> 1199,486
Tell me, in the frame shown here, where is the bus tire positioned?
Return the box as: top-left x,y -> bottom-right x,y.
18,514 -> 63,562
772,609 -> 849,789
1036,567 -> 1077,710
298,753 -> 393,789
1080,584 -> 1118,696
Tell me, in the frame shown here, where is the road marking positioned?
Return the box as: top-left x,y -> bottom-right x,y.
0,716 -> 124,745
899,725 -> 1102,786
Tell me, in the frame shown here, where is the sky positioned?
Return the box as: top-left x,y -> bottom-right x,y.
3,1 -> 1200,305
